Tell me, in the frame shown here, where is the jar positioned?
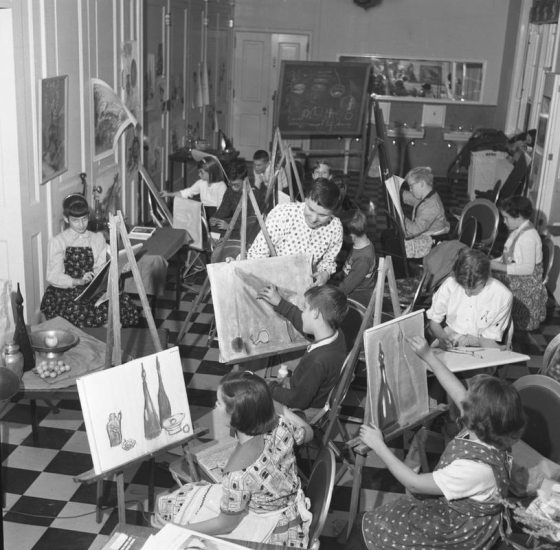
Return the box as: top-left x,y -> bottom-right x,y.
3,343 -> 24,380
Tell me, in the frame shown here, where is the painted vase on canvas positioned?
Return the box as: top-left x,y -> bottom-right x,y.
142,364 -> 161,439
377,343 -> 399,432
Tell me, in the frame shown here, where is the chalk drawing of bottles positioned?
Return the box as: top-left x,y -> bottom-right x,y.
156,357 -> 172,427
142,363 -> 161,439
377,343 -> 399,432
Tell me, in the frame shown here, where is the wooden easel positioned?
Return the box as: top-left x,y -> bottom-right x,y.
176,179 -> 277,343
264,128 -> 305,208
75,211 -> 203,524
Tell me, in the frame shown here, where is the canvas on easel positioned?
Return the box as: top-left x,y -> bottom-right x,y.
363,310 -> 429,431
77,346 -> 193,475
207,254 -> 312,363
173,196 -> 203,250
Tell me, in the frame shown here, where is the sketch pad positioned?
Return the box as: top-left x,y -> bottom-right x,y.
74,243 -> 143,302
207,254 -> 313,363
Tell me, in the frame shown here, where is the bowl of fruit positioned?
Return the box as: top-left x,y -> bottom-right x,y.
30,330 -> 79,380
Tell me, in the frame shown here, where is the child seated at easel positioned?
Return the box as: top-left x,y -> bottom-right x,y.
256,284 -> 348,413
337,209 -> 376,307
209,159 -> 265,241
358,336 -> 525,550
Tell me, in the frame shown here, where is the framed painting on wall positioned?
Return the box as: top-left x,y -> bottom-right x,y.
40,75 -> 68,183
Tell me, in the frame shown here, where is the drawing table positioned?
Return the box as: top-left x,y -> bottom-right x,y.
123,227 -> 188,310
432,348 -> 530,373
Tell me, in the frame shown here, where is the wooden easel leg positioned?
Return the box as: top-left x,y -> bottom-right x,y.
116,471 -> 126,524
148,458 -> 155,513
177,277 -> 211,343
345,451 -> 366,541
96,479 -> 103,523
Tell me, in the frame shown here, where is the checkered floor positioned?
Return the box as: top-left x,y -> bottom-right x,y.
2,177 -> 558,550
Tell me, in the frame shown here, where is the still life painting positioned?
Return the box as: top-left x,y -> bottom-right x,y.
207,255 -> 313,363
363,310 -> 429,432
77,347 -> 192,475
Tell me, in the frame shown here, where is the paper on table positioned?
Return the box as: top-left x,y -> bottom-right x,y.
385,175 -> 405,226
141,524 -> 248,550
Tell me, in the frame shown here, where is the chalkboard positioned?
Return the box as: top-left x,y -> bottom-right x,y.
275,61 -> 371,136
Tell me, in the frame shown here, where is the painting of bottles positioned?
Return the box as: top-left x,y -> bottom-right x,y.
363,310 -> 429,432
77,347 -> 192,475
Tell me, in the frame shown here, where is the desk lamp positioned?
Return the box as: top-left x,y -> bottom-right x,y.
0,367 -> 21,550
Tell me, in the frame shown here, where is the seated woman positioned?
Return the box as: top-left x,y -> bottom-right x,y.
490,196 -> 547,331
402,166 -> 449,259
247,177 -> 343,287
40,194 -> 139,328
153,371 -> 312,547
427,248 -> 513,349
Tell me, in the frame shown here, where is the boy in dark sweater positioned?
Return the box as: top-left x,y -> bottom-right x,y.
256,284 -> 348,411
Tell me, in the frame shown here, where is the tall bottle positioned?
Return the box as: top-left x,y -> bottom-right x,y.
13,283 -> 35,372
156,357 -> 172,426
377,343 -> 399,432
141,364 -> 161,439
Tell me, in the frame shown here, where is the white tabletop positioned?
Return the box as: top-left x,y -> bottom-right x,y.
432,348 -> 530,373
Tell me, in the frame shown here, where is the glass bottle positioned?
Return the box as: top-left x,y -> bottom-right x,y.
377,343 -> 399,432
156,357 -> 172,426
13,283 -> 35,372
3,343 -> 24,380
141,364 -> 161,440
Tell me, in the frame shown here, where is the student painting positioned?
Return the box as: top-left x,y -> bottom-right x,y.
154,371 -> 312,547
312,160 -> 333,181
256,284 -> 348,412
359,336 -> 525,550
40,194 -> 139,328
252,149 -> 287,190
338,209 -> 376,307
247,178 -> 343,287
490,196 -> 547,331
161,156 -> 226,217
402,166 -> 449,258
427,248 -> 513,349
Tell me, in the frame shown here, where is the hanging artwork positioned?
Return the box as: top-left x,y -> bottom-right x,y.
121,41 -> 139,118
363,310 -> 429,431
92,78 -> 137,160
77,347 -> 193,475
40,75 -> 68,183
207,255 -> 313,363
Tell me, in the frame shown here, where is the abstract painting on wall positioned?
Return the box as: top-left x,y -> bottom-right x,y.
363,310 -> 429,432
207,255 -> 313,363
77,347 -> 192,475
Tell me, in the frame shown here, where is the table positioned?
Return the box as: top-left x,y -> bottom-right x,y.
124,227 -> 188,310
102,523 -> 287,550
433,348 -> 530,373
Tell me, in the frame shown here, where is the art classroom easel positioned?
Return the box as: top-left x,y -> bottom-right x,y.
264,127 -> 305,209
75,211 -> 203,525
176,178 -> 277,344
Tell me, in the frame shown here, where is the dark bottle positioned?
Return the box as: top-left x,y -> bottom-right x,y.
141,363 -> 161,439
156,357 -> 172,426
13,283 -> 35,372
377,343 -> 399,432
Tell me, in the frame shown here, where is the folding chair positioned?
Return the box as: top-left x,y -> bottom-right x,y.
456,198 -> 499,254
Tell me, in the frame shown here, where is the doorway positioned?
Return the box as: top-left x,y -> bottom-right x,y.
232,31 -> 309,159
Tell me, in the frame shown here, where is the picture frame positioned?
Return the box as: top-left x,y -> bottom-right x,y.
138,164 -> 173,227
41,75 -> 68,183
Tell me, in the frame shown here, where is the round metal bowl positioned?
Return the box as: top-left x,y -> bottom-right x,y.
30,329 -> 80,354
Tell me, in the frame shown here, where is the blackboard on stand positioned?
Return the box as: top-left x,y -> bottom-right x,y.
275,61 -> 371,136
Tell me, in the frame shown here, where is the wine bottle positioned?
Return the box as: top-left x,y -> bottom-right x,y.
377,343 -> 399,432
156,357 -> 172,426
141,364 -> 161,439
13,283 -> 35,372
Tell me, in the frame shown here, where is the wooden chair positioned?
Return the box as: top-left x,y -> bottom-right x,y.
457,215 -> 479,248
456,198 -> 500,254
340,298 -> 368,353
513,375 -> 560,463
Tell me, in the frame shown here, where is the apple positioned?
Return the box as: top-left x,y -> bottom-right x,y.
44,334 -> 59,348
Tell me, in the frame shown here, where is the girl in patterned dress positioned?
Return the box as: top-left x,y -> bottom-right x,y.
491,196 -> 548,331
359,336 -> 525,550
154,371 -> 313,546
40,194 -> 139,328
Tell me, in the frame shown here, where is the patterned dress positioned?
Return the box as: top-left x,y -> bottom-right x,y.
362,433 -> 511,550
493,223 -> 547,331
154,416 -> 311,547
41,232 -> 139,328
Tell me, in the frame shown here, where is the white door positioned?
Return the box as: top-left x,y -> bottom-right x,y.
232,32 -> 308,158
